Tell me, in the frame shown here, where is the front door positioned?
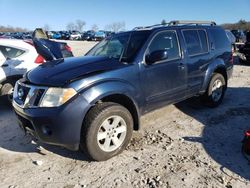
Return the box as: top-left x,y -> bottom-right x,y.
141,30 -> 187,112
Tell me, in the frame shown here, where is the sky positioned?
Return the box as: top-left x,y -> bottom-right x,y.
0,0 -> 250,31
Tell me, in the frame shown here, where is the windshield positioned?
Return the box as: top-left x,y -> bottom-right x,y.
86,31 -> 150,62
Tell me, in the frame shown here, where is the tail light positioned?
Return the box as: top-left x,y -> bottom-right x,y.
35,54 -> 45,64
64,44 -> 72,52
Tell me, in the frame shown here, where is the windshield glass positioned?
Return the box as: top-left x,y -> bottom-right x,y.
86,31 -> 150,62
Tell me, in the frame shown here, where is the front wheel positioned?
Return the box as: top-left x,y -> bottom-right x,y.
201,73 -> 226,107
80,102 -> 133,161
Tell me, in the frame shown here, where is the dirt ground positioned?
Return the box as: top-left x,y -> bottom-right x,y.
0,41 -> 250,188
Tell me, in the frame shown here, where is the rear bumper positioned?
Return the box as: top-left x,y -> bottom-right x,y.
12,95 -> 91,150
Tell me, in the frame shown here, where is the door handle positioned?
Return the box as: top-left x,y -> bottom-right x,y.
1,64 -> 9,67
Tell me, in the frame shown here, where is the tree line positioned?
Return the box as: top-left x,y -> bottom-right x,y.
1,19 -> 250,33
0,19 -> 126,33
221,19 -> 250,31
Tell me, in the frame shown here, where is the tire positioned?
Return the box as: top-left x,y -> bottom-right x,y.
0,82 -> 14,102
201,73 -> 226,107
80,102 -> 133,161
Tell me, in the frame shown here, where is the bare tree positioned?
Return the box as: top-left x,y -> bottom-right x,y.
66,22 -> 76,31
0,25 -> 28,32
105,21 -> 125,33
43,24 -> 50,31
76,19 -> 86,32
91,24 -> 99,31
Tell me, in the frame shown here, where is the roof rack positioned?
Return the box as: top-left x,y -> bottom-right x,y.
133,20 -> 216,30
168,20 -> 216,26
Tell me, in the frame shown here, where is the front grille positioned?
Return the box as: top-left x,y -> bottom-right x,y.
13,81 -> 47,108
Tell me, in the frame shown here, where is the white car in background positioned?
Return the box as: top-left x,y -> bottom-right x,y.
0,39 -> 44,100
70,31 -> 82,40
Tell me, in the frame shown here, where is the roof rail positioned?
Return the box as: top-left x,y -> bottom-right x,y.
168,20 -> 216,26
133,20 -> 216,30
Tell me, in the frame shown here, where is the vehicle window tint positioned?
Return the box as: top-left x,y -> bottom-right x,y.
183,30 -> 208,55
148,31 -> 180,60
124,31 -> 150,61
183,30 -> 202,55
198,30 -> 208,53
0,46 -> 25,59
210,29 -> 230,49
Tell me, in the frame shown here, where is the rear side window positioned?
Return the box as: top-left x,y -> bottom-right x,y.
210,29 -> 230,49
148,31 -> 180,60
183,29 -> 208,56
0,46 -> 25,59
198,30 -> 208,52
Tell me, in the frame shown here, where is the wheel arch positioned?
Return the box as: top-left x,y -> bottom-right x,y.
79,80 -> 142,131
200,59 -> 228,94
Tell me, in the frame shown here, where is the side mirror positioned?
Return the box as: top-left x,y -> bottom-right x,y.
146,50 -> 168,65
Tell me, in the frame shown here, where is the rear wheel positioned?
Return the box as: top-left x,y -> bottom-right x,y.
80,102 -> 133,161
201,73 -> 226,107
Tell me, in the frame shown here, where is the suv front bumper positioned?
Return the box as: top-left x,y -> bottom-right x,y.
12,95 -> 90,151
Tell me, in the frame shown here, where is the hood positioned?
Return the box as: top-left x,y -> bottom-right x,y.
25,56 -> 125,87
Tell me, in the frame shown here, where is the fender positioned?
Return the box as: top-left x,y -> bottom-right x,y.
200,58 -> 227,94
69,78 -> 142,129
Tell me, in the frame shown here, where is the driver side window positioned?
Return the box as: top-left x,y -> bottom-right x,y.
148,31 -> 180,61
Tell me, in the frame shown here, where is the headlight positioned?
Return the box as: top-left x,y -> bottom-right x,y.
40,88 -> 77,107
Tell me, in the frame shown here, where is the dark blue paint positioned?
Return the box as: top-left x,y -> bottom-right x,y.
13,25 -> 233,150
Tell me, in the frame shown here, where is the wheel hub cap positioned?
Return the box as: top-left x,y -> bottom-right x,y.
97,115 -> 127,152
211,79 -> 223,102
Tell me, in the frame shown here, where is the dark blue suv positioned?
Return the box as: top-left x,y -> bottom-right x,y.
12,21 -> 233,161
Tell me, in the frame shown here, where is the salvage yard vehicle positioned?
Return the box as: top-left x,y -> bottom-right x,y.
239,31 -> 250,64
0,39 -> 42,100
231,29 -> 246,43
12,20 -> 233,161
0,29 -> 73,101
94,31 -> 106,41
70,31 -> 82,40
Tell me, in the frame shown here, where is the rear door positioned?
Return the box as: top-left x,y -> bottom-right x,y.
0,45 -> 26,77
182,29 -> 210,95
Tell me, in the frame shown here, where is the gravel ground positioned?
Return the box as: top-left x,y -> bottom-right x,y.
0,41 -> 250,188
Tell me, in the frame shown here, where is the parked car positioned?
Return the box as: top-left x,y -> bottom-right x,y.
238,31 -> 250,64
231,29 -> 246,43
12,20 -> 233,161
94,31 -> 106,41
239,44 -> 250,64
51,31 -> 62,40
70,31 -> 82,40
82,30 -> 95,41
0,39 -> 44,100
59,31 -> 70,40
46,31 -> 54,39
